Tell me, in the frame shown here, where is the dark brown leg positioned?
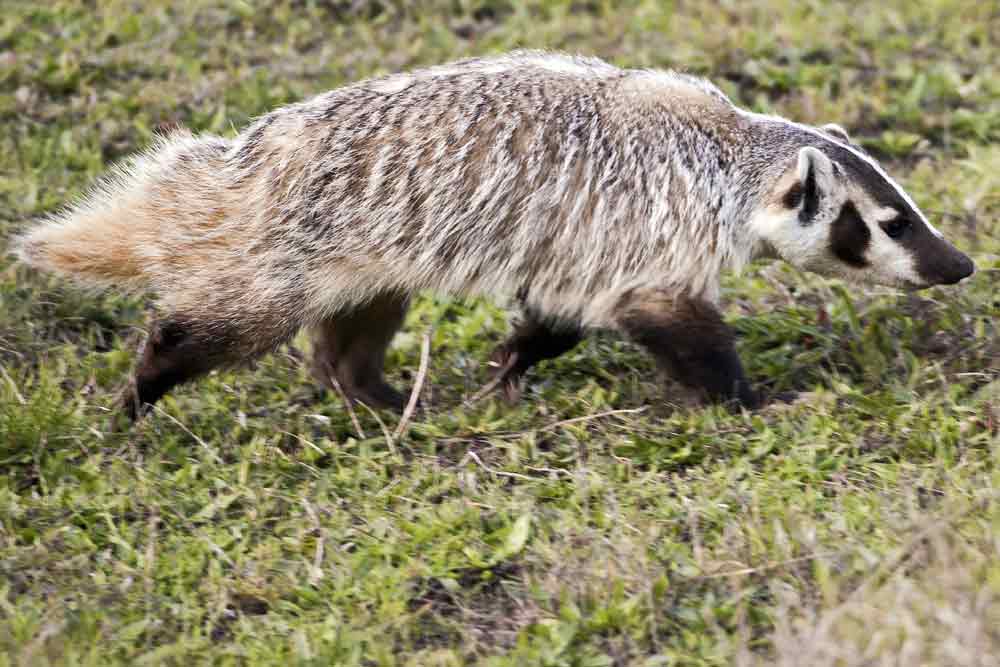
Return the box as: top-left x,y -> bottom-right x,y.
309,293 -> 409,411
122,313 -> 297,421
487,309 -> 583,400
615,290 -> 760,409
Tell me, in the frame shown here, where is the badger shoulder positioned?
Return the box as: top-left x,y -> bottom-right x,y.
425,49 -> 622,78
320,50 -> 622,99
610,68 -> 736,121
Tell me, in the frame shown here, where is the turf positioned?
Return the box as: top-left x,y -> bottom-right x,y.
0,1 -> 998,665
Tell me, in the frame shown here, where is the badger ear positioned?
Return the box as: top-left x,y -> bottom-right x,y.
821,123 -> 851,143
791,146 -> 836,225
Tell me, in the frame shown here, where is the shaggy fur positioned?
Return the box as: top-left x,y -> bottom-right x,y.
13,51 -> 975,417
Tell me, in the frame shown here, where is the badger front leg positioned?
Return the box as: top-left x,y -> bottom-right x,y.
614,289 -> 760,409
487,309 -> 583,401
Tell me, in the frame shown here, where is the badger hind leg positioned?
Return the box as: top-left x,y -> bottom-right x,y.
122,310 -> 300,422
309,293 -> 409,412
614,289 -> 760,409
487,309 -> 583,401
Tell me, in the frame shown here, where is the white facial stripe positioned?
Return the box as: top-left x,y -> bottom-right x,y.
852,196 -> 922,285
873,206 -> 901,223
740,111 -> 945,239
865,219 -> 923,286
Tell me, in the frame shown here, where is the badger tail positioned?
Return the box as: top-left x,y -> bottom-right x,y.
12,130 -> 235,292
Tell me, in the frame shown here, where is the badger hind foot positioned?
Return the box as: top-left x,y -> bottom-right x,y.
311,354 -> 407,411
309,293 -> 410,413
355,381 -> 407,412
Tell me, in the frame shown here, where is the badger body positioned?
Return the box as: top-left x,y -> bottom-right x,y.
15,51 -> 975,418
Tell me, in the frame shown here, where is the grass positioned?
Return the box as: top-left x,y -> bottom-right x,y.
1,0 -> 998,664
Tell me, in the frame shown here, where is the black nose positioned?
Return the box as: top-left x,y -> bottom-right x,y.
939,254 -> 976,285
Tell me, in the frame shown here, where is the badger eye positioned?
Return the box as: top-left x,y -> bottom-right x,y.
883,218 -> 910,239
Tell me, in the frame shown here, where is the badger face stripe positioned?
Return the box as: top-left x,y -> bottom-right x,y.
829,201 -> 870,268
825,135 -> 943,238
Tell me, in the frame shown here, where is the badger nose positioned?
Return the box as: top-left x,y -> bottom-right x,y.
939,253 -> 976,285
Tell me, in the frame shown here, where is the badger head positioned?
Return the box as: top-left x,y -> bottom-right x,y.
750,125 -> 975,289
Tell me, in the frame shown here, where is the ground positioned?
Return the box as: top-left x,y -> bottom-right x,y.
0,1 -> 998,665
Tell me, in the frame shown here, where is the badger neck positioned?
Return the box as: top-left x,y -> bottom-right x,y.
624,109 -> 769,298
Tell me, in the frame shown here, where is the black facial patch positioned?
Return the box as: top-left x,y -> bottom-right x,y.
823,143 -> 903,212
829,201 -> 870,268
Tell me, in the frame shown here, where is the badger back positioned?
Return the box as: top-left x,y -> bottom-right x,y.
225,53 -> 746,323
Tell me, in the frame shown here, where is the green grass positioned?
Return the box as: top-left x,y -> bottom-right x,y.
1,1 -> 998,664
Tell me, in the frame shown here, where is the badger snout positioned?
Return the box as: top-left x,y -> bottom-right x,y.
915,242 -> 976,287
936,252 -> 976,285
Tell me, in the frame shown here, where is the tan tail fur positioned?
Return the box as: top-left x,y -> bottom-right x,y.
14,130 -> 234,292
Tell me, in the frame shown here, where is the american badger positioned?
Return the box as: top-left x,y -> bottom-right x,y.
15,51 -> 975,420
